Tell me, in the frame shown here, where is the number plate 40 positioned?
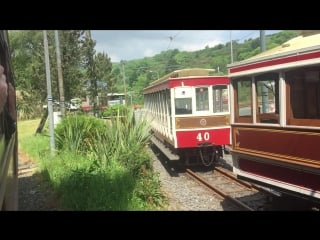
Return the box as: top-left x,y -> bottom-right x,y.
196,132 -> 210,141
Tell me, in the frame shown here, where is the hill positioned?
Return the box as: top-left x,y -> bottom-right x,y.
111,30 -> 299,104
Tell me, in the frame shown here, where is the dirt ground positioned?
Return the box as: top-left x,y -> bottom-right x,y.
18,150 -> 60,211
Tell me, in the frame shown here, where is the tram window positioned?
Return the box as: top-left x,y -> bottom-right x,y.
196,87 -> 209,111
286,68 -> 320,125
236,80 -> 252,117
166,89 -> 171,115
255,72 -> 279,124
213,85 -> 229,113
174,87 -> 192,115
175,98 -> 192,114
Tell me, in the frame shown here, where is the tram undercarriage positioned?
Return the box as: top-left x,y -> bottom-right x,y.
150,135 -> 223,167
178,145 -> 223,167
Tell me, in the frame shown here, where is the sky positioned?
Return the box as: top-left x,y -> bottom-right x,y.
91,30 -> 281,63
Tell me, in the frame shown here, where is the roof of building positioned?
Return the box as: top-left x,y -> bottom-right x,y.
84,80 -> 107,88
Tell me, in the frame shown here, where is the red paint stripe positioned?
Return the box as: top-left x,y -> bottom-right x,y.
169,77 -> 229,88
144,77 -> 229,94
229,51 -> 320,74
176,128 -> 230,148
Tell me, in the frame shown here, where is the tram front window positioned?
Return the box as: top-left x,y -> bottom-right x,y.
213,85 -> 229,113
175,98 -> 192,114
196,87 -> 209,111
174,87 -> 193,115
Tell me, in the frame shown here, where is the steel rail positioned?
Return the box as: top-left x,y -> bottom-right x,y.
186,168 -> 254,211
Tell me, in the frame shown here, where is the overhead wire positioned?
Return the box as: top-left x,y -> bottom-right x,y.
234,30 -> 258,42
167,31 -> 182,50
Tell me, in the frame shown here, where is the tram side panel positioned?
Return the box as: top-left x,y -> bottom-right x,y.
231,125 -> 320,199
228,32 -> 320,201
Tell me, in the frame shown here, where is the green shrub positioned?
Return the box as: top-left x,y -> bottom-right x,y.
20,116 -> 168,210
97,108 -> 152,174
101,104 -> 128,118
54,114 -> 108,153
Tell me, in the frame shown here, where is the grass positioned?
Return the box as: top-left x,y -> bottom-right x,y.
40,151 -> 137,210
18,119 -> 50,161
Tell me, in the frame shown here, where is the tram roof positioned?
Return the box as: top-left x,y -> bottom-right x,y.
148,68 -> 216,86
143,68 -> 231,94
227,31 -> 320,74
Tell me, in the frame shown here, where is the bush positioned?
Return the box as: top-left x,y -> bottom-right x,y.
54,114 -> 108,153
101,104 -> 128,118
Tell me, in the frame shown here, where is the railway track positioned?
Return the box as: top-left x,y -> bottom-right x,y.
150,142 -> 272,210
151,143 -> 320,211
185,167 -> 273,211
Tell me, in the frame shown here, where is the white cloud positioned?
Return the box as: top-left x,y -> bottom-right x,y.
91,30 -> 281,62
144,48 -> 155,58
180,39 -> 223,52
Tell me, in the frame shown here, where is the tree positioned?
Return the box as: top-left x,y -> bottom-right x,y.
94,52 -> 115,105
82,31 -> 98,115
165,49 -> 180,73
59,30 -> 86,101
9,30 -> 53,100
10,30 -> 88,102
132,75 -> 148,104
9,30 -> 58,118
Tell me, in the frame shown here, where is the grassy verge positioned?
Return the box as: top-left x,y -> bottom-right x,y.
17,110 -> 168,210
18,119 -> 50,161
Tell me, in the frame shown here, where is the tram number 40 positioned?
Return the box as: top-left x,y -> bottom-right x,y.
196,132 -> 210,141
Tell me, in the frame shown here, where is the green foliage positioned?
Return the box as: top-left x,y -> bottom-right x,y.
9,30 -> 48,99
54,114 -> 107,153
97,107 -> 152,174
9,30 -> 92,119
20,117 -> 166,210
95,52 -> 115,95
82,31 -> 98,114
18,119 -> 51,161
59,30 -> 87,100
40,152 -> 136,210
132,170 -> 167,209
101,104 -> 128,118
16,90 -> 44,120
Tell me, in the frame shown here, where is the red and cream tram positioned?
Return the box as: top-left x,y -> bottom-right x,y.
227,30 -> 320,201
143,68 -> 231,167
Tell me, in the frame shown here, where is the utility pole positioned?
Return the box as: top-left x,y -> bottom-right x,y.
230,30 -> 234,63
121,60 -> 127,106
260,30 -> 268,113
43,30 -> 55,156
54,30 -> 65,117
260,30 -> 266,52
86,30 -> 98,116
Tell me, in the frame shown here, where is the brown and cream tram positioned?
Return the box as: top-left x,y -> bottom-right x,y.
227,31 -> 320,201
143,68 -> 231,167
0,30 -> 18,210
